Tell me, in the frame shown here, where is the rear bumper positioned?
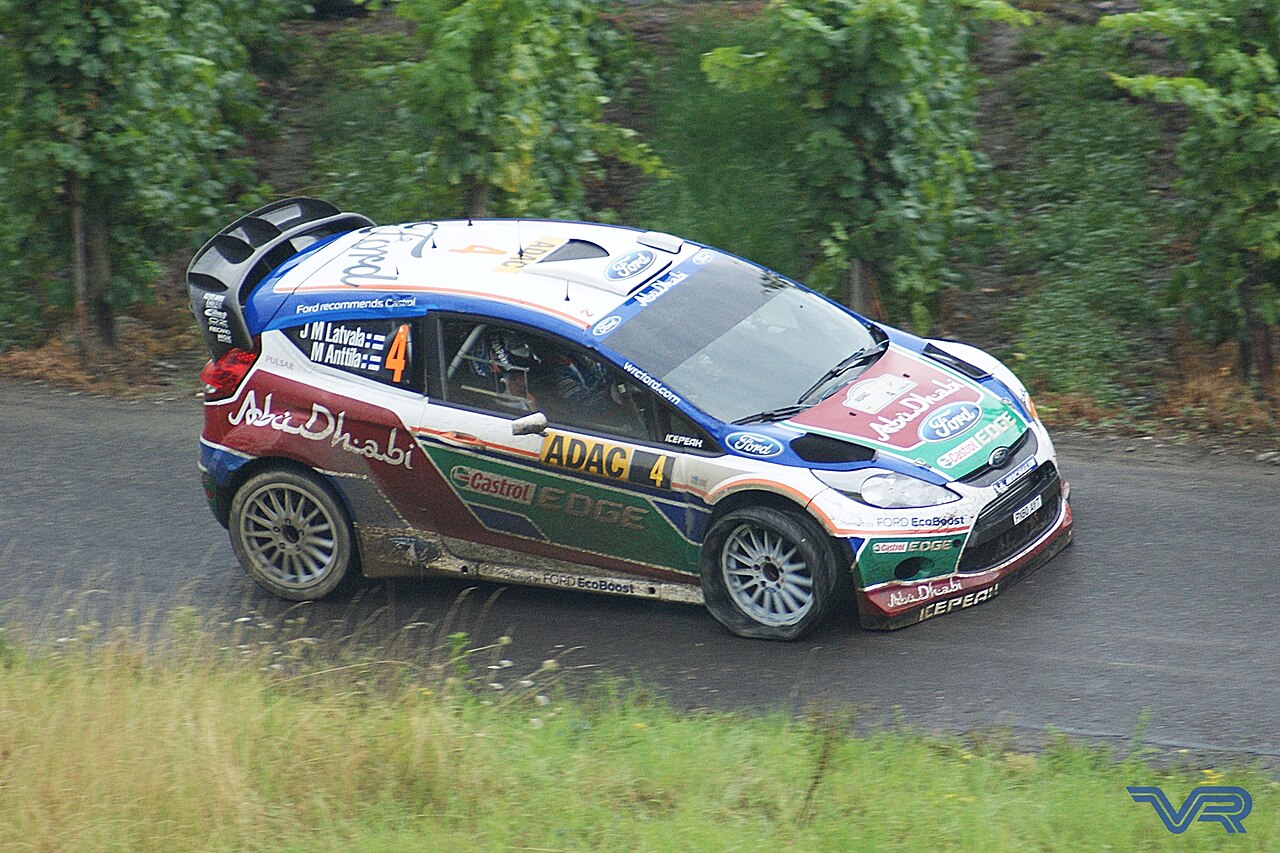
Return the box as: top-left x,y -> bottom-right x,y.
855,480 -> 1073,630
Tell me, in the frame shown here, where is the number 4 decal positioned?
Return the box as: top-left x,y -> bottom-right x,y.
648,455 -> 668,488
448,244 -> 505,255
384,323 -> 410,383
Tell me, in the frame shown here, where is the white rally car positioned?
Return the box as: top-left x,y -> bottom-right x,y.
190,198 -> 1073,639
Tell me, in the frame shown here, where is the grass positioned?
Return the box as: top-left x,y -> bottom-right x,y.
0,617 -> 1275,852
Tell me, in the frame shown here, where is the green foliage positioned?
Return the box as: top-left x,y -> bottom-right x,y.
702,0 -> 1024,330
992,24 -> 1169,402
310,28 -> 457,223
1101,0 -> 1280,381
318,0 -> 657,221
626,15 -> 808,278
0,0 -> 285,349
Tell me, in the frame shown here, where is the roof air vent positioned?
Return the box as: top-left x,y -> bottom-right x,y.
541,239 -> 609,262
636,231 -> 684,254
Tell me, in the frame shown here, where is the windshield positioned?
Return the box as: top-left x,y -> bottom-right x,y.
601,254 -> 877,423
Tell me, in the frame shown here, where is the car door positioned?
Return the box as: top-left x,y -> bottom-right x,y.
413,315 -> 708,579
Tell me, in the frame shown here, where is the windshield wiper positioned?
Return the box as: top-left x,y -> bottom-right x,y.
731,404 -> 810,425
795,339 -> 889,405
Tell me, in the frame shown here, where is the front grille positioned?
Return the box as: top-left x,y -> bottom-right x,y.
957,428 -> 1036,486
958,462 -> 1060,574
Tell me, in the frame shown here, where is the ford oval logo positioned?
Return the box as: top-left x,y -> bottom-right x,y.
724,431 -> 785,458
605,250 -> 656,281
918,402 -> 982,442
592,315 -> 622,337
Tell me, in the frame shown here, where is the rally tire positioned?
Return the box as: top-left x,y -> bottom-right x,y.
700,506 -> 841,640
229,469 -> 358,601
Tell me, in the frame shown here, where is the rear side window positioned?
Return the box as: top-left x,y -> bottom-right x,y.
282,318 -> 423,391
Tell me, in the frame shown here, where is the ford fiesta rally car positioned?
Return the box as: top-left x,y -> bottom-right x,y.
189,198 -> 1073,640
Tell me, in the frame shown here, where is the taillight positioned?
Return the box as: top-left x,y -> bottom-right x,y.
200,347 -> 259,400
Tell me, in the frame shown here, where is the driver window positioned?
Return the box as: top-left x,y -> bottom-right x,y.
440,319 -> 655,443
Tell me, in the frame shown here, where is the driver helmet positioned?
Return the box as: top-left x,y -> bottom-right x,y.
469,330 -> 540,409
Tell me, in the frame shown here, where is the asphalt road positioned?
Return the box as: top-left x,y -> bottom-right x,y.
2,380 -> 1277,760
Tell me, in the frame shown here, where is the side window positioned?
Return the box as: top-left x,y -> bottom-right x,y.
441,320 -> 541,416
282,318 -> 422,392
439,318 -> 653,443
657,408 -> 720,456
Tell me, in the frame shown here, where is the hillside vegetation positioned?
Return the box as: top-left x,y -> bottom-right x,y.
1,0 -> 1277,438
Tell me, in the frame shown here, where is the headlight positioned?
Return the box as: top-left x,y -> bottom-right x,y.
1019,388 -> 1040,422
813,469 -> 960,509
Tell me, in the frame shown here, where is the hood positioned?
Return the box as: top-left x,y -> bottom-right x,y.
786,346 -> 1026,480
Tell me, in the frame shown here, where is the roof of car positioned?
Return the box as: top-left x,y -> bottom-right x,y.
249,218 -> 708,336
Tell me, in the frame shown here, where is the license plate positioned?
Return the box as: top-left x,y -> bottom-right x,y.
1013,494 -> 1042,526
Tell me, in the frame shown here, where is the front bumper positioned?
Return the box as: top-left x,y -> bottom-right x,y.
855,479 -> 1073,629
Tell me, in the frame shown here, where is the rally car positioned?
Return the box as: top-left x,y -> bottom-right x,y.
189,197 -> 1073,640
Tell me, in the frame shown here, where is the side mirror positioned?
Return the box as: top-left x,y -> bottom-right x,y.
511,411 -> 548,436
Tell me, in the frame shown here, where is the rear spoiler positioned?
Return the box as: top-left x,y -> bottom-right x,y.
187,197 -> 375,358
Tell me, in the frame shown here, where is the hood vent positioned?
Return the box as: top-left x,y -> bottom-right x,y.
924,342 -> 989,380
791,433 -> 876,464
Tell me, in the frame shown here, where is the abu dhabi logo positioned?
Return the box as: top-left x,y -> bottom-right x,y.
1127,786 -> 1251,834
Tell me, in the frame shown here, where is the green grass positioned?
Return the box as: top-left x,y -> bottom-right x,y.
0,619 -> 1274,852
625,14 -> 810,281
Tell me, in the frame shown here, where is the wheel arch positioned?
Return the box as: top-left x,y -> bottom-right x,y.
217,456 -> 358,544
707,488 -> 854,576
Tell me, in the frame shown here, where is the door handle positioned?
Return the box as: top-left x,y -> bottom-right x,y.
439,431 -> 483,448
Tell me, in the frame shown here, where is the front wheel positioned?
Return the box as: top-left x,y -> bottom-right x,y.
700,506 -> 841,640
229,469 -> 358,600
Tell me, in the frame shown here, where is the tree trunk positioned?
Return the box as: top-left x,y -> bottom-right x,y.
1238,259 -> 1274,399
844,257 -> 883,319
466,180 -> 490,219
68,174 -> 97,362
68,176 -> 116,359
84,187 -> 115,348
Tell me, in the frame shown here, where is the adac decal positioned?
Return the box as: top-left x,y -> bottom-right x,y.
605,250 -> 657,281
493,236 -> 569,274
724,431 -> 785,459
787,346 -> 1027,478
539,432 -> 674,489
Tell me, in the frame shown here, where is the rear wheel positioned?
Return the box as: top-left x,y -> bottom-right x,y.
700,506 -> 841,640
229,469 -> 357,600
